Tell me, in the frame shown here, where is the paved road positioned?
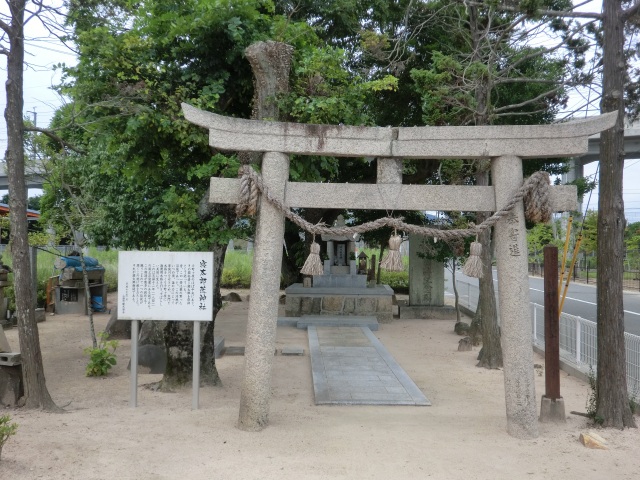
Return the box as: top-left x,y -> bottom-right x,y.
444,268 -> 640,336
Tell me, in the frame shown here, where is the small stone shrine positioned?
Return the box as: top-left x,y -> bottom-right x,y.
285,215 -> 393,322
53,255 -> 108,315
314,215 -> 363,287
0,254 -> 22,407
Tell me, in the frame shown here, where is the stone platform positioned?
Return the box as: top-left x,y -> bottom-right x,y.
277,315 -> 379,330
284,284 -> 394,323
307,326 -> 430,406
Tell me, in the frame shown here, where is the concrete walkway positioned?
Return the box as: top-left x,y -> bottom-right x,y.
308,326 -> 431,406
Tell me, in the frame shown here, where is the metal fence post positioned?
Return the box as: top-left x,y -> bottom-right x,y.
576,320 -> 582,364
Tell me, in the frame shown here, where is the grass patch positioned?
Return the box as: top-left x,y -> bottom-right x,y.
221,250 -> 253,288
1,246 -> 119,309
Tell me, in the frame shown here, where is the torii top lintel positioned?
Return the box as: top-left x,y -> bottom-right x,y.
182,103 -> 617,160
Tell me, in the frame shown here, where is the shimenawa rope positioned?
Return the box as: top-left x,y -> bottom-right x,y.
235,166 -> 552,278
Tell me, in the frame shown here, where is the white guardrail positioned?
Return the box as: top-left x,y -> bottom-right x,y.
451,278 -> 640,393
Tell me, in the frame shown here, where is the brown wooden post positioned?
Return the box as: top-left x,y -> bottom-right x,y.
543,245 -> 560,400
539,244 -> 564,423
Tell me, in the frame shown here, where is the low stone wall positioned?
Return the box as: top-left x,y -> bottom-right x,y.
284,284 -> 394,323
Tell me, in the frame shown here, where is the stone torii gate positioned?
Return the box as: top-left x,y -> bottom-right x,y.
183,103 -> 616,438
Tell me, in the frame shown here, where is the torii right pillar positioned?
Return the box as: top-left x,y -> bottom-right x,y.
492,155 -> 538,439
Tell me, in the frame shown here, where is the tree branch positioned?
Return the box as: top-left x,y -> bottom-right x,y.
622,0 -> 640,21
0,19 -> 11,35
492,85 -> 564,113
24,126 -> 86,155
463,0 -> 602,20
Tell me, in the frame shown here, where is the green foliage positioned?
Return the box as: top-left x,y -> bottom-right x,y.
84,332 -> 118,377
379,270 -> 409,291
625,221 -> 640,253
581,210 -> 598,255
527,223 -> 562,264
586,367 -> 604,425
0,414 -> 18,460
221,251 -> 253,288
2,247 -> 119,311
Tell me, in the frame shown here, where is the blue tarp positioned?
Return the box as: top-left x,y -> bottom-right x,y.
59,256 -> 104,272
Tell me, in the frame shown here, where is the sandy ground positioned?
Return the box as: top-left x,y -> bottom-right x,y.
1,291 -> 639,480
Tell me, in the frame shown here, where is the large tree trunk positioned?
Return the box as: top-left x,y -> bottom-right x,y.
474,171 -> 503,369
159,200 -> 234,390
4,0 -> 59,410
466,8 -> 501,368
595,0 -> 636,428
200,242 -> 227,386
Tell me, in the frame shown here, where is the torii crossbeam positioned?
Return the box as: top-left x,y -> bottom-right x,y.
183,103 -> 616,438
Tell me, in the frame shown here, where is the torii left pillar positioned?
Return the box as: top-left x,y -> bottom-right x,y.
238,151 -> 289,430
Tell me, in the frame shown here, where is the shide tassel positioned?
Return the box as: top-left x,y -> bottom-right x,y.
463,240 -> 484,279
380,232 -> 404,272
301,240 -> 323,276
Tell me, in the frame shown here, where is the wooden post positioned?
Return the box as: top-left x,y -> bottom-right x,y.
543,245 -> 560,400
539,244 -> 565,422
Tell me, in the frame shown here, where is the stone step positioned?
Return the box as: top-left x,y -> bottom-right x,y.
0,352 -> 21,366
297,315 -> 379,331
214,336 -> 225,359
277,317 -> 299,327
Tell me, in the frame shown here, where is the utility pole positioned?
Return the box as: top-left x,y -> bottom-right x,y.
27,107 -> 37,127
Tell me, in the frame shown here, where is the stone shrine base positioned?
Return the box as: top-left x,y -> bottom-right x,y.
284,284 -> 393,323
399,304 -> 457,319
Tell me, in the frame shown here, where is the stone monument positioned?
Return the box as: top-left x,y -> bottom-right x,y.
399,234 -> 454,319
183,100 -> 616,438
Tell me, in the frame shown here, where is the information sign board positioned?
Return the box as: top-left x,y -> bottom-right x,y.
118,251 -> 214,322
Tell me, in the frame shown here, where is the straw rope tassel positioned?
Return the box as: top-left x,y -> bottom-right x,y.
380,233 -> 404,272
462,240 -> 484,279
300,239 -> 324,276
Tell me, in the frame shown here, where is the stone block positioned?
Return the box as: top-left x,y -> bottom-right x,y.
0,327 -> 10,353
281,346 -> 305,356
277,317 -> 299,327
127,345 -> 166,374
224,346 -> 245,356
454,322 -> 470,335
0,364 -> 23,407
104,310 -> 131,340
376,312 -> 393,324
301,297 -> 321,314
222,292 -> 243,302
214,336 -> 225,359
322,296 -> 344,313
539,396 -> 566,423
356,297 -> 377,313
399,305 -> 456,320
458,337 -> 472,351
579,431 -> 607,450
35,308 -> 46,323
377,296 -> 392,312
285,296 -> 302,317
0,352 -> 21,366
343,298 -> 356,314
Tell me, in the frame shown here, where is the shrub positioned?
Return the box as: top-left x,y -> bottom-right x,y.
84,332 -> 118,376
221,251 -> 253,288
0,414 -> 18,461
